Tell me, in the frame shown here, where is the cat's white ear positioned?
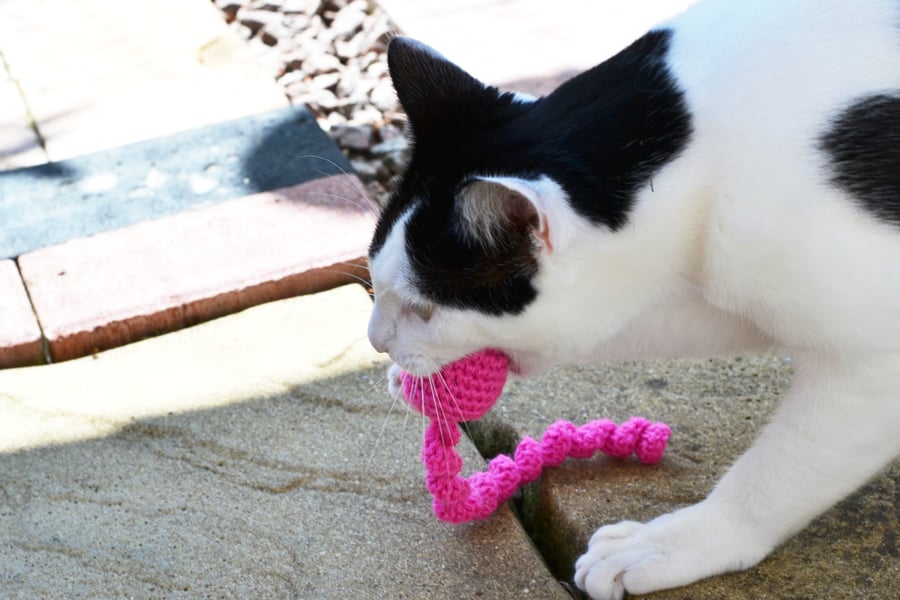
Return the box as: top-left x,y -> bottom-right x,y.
457,176 -> 564,254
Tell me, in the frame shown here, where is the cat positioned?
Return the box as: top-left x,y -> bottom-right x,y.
365,0 -> 900,597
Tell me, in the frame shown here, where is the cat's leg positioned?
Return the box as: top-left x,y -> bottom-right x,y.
573,353 -> 900,600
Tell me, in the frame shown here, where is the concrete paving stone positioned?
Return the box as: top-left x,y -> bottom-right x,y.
0,105 -> 352,259
377,0 -> 696,95
0,285 -> 568,599
0,78 -> 47,170
0,259 -> 43,368
18,174 -> 377,363
0,0 -> 287,162
474,357 -> 899,598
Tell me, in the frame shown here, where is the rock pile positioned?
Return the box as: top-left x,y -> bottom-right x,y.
212,0 -> 410,205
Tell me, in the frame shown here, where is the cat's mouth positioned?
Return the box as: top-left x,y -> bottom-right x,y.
503,350 -> 546,378
507,356 -> 526,376
395,350 -> 531,379
393,354 -> 442,378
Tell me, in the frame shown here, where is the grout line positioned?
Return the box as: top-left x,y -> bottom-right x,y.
0,48 -> 51,160
13,257 -> 51,364
463,419 -> 578,597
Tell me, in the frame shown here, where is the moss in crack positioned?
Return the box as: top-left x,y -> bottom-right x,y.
460,413 -> 520,461
520,478 -> 587,589
460,412 -> 586,598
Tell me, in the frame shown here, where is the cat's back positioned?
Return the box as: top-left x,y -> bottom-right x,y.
666,0 -> 900,143
661,0 -> 900,352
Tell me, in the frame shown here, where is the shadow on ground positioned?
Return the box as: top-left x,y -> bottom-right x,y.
0,364 -> 568,599
0,105 -> 352,259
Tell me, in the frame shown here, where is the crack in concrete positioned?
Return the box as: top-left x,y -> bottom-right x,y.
0,391 -> 122,430
120,420 -> 420,503
461,416 -> 580,597
315,340 -> 358,370
7,538 -> 192,592
0,48 -> 50,159
290,389 -> 385,415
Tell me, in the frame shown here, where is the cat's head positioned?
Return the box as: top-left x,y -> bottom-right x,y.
364,38 -> 576,377
367,36 -> 692,377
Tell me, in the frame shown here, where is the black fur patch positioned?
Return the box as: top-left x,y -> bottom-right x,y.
370,30 -> 692,315
820,93 -> 900,226
406,194 -> 540,316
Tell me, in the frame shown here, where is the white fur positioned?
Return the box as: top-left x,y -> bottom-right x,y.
369,0 -> 900,597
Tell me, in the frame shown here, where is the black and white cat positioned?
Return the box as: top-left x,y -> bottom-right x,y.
366,0 -> 900,597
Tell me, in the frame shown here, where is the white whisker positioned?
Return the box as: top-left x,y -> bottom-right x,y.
435,369 -> 474,443
324,268 -> 374,288
332,260 -> 373,281
429,373 -> 460,471
367,368 -> 405,467
292,154 -> 382,219
305,191 -> 382,218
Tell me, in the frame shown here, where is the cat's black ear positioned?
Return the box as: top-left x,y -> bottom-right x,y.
388,37 -> 493,136
456,178 -> 552,253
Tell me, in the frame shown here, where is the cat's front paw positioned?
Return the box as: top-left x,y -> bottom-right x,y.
387,362 -> 404,398
573,502 -> 770,599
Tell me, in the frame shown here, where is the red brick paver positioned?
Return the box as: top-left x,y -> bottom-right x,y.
0,259 -> 44,367
19,175 -> 376,362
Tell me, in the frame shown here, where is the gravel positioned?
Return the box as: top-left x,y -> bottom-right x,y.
211,0 -> 409,205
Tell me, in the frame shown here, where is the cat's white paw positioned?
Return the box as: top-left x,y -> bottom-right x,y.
573,502 -> 770,600
387,362 -> 404,398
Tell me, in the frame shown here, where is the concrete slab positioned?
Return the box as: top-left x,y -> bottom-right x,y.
0,76 -> 47,170
472,357 -> 899,597
0,0 -> 287,162
378,0 -> 696,94
19,175 -> 376,363
0,285 -> 568,599
0,105 -> 351,259
0,259 -> 43,368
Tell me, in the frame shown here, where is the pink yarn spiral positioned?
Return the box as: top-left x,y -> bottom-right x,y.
401,349 -> 671,523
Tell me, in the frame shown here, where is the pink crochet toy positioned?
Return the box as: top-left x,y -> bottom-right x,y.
400,349 -> 672,523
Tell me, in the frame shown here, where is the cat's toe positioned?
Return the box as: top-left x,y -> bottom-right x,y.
574,524 -> 661,600
587,520 -> 643,546
574,552 -> 628,600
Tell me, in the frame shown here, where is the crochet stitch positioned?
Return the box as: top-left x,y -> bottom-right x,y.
400,349 -> 672,523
